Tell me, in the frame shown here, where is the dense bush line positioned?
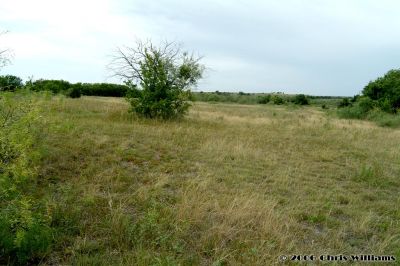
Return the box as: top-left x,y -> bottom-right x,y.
77,82 -> 128,97
28,79 -> 128,97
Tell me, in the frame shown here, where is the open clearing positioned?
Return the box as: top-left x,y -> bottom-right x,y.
41,96 -> 400,265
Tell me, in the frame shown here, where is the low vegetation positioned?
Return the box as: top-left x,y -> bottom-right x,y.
193,91 -> 340,107
1,94 -> 399,264
338,69 -> 400,127
0,91 -> 52,264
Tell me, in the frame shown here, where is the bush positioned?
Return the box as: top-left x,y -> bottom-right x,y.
350,94 -> 360,103
257,95 -> 270,104
31,79 -> 71,94
358,97 -> 375,113
79,83 -> 128,97
110,41 -> 204,119
0,75 -> 23,91
65,86 -> 81,98
0,91 -> 52,264
293,94 -> 309,105
338,98 -> 352,108
362,69 -> 400,112
272,95 -> 285,105
337,97 -> 376,120
337,105 -> 366,119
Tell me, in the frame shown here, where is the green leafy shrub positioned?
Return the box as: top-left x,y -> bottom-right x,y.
337,105 -> 367,119
272,95 -> 285,105
293,94 -> 309,105
358,97 -> 375,113
0,91 -> 52,264
338,98 -> 352,108
337,97 -> 375,119
362,69 -> 400,112
65,86 -> 81,98
257,95 -> 270,104
350,94 -> 360,103
110,41 -> 204,119
0,75 -> 23,91
31,79 -> 71,94
79,83 -> 128,97
338,97 -> 400,128
337,69 -> 400,126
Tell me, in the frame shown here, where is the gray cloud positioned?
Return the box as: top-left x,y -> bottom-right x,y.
2,0 -> 400,95
122,0 -> 400,95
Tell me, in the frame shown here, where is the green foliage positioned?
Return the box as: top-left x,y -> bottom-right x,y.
338,98 -> 352,108
125,81 -> 141,98
29,79 -> 128,97
193,92 -> 343,107
293,94 -> 309,105
337,102 -> 369,120
358,97 -> 375,113
257,95 -> 270,104
337,69 -> 400,126
0,91 -> 52,264
31,79 -> 71,94
337,97 -> 400,128
194,92 -> 258,104
78,83 -> 128,97
362,69 -> 400,112
350,94 -> 360,103
338,96 -> 376,118
367,109 -> 400,128
121,42 -> 204,119
0,75 -> 23,91
272,95 -> 285,105
66,86 -> 82,98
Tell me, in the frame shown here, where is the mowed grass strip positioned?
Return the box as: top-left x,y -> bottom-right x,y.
40,97 -> 400,265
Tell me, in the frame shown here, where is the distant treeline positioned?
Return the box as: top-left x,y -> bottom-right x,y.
0,75 -> 128,97
0,75 -> 347,107
29,79 -> 128,97
192,91 -> 347,107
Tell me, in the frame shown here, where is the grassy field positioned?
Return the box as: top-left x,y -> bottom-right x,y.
31,96 -> 400,264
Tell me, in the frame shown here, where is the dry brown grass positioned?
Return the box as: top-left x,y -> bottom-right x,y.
39,97 -> 400,265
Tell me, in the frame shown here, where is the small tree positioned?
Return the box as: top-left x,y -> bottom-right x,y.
109,40 -> 204,119
0,31 -> 12,71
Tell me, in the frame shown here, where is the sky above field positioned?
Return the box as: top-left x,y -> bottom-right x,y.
1,0 -> 400,96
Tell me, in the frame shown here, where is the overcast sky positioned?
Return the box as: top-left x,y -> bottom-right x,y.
1,0 -> 400,96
